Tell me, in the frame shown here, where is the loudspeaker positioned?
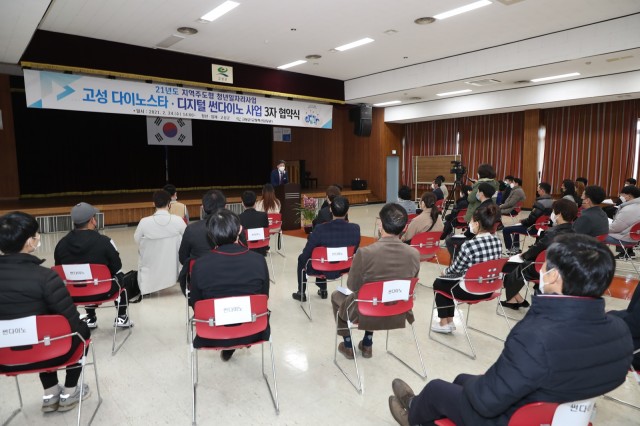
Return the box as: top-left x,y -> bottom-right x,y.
351,105 -> 372,137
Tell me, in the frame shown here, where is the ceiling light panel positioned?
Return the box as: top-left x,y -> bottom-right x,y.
277,60 -> 307,70
436,89 -> 472,97
373,100 -> 401,107
530,72 -> 580,82
199,1 -> 240,22
434,0 -> 492,20
335,38 -> 374,52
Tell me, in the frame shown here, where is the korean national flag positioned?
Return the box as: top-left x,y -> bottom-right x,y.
146,117 -> 193,146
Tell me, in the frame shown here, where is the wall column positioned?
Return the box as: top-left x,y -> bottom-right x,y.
522,109 -> 541,209
0,75 -> 20,199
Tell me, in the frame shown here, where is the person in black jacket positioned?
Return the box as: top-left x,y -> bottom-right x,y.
238,190 -> 270,256
500,199 -> 577,309
502,182 -> 554,253
54,202 -> 131,328
440,185 -> 471,240
573,185 -> 609,237
389,234 -> 633,426
609,283 -> 640,371
0,212 -> 92,412
312,185 -> 341,229
190,209 -> 270,361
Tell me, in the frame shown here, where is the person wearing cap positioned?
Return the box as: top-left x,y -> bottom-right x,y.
270,160 -> 288,187
163,183 -> 189,224
54,202 -> 132,328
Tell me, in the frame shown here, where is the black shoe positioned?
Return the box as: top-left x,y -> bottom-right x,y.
519,300 -> 530,308
500,301 -> 520,310
220,350 -> 234,362
292,292 -> 307,302
318,289 -> 328,299
615,252 -> 629,260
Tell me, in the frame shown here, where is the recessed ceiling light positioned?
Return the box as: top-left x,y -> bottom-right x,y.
177,27 -> 198,35
199,1 -> 239,22
530,72 -> 580,83
436,89 -> 472,97
434,0 -> 492,20
414,17 -> 436,25
305,54 -> 322,60
373,100 -> 401,107
277,60 -> 307,70
384,29 -> 399,35
334,38 -> 374,52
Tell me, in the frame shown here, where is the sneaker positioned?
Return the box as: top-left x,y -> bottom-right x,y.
58,384 -> 91,412
114,315 -> 133,328
81,315 -> 97,329
431,323 -> 453,334
42,384 -> 63,413
615,252 -> 630,260
448,322 -> 456,331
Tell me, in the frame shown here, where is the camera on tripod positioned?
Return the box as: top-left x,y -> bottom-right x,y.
450,160 -> 467,182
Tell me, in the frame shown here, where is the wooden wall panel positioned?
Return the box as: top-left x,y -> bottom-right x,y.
0,75 -> 20,199
522,110 -> 541,209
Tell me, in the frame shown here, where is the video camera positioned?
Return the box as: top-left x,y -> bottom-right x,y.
450,160 -> 467,181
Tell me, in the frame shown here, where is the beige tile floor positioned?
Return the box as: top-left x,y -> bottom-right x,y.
1,205 -> 639,425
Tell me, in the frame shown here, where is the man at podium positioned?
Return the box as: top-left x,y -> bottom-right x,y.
270,160 -> 289,187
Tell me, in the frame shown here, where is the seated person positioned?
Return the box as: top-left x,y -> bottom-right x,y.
502,182 -> 553,254
431,179 -> 444,201
54,202 -> 132,328
389,234 -> 633,426
625,177 -> 637,187
435,175 -> 449,200
464,163 -> 499,224
164,183 -> 189,224
312,185 -> 342,228
396,185 -> 417,215
440,185 -> 471,240
499,177 -> 525,216
432,204 -> 503,333
609,282 -> 640,371
561,179 -> 581,206
573,185 -> 609,237
402,192 -> 443,243
332,203 -> 420,359
0,212 -> 92,412
444,182 -> 496,260
238,190 -> 269,256
255,183 -> 281,214
500,199 -> 577,309
189,209 -> 270,361
294,196 -> 360,301
497,176 -> 514,206
606,185 -> 640,259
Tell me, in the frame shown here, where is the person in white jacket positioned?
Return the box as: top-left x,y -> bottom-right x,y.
605,185 -> 640,259
134,190 -> 186,294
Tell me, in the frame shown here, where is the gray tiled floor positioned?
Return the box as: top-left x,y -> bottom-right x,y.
1,205 -> 638,425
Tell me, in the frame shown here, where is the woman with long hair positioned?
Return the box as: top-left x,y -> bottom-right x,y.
402,192 -> 443,243
255,183 -> 281,214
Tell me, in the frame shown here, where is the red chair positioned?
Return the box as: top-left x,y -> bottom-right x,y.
606,221 -> 640,276
429,258 -> 511,359
512,215 -> 550,252
300,246 -> 355,320
334,278 -> 425,393
520,250 -> 546,302
267,213 -> 285,257
245,227 -> 276,284
410,232 -> 444,280
0,315 -> 101,426
52,264 -> 132,355
190,295 -> 278,423
407,213 -> 418,224
453,209 -> 468,235
508,201 -> 523,224
595,234 -> 607,242
435,199 -> 445,213
434,397 -> 596,425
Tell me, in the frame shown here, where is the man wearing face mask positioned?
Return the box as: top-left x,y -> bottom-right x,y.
502,182 -> 554,254
499,177 -> 526,216
270,160 -> 289,187
389,234 -> 633,426
431,179 -> 444,201
573,185 -> 608,237
55,202 -> 132,329
606,185 -> 640,259
500,199 -> 577,310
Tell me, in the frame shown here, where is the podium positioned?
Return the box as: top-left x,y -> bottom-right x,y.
275,183 -> 301,231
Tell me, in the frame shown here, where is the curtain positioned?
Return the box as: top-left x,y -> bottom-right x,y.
402,119 -> 459,185
541,100 -> 640,195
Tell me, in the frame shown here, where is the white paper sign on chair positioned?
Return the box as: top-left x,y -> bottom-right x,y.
0,316 -> 38,348
381,280 -> 411,303
247,228 -> 264,241
214,296 -> 253,326
62,264 -> 93,281
551,398 -> 596,426
327,247 -> 348,262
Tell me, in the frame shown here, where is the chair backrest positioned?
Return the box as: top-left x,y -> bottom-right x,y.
410,232 -> 441,257
533,250 -> 546,273
51,264 -> 115,298
512,201 -> 523,214
629,221 -> 640,242
0,315 -> 73,366
550,398 -> 596,426
356,278 -> 419,317
310,246 -> 355,272
455,209 -> 467,225
463,258 -> 509,293
595,234 -> 607,242
192,295 -> 269,341
407,213 -> 418,224
534,215 -> 551,231
245,227 -> 270,249
435,199 -> 445,212
267,213 -> 282,233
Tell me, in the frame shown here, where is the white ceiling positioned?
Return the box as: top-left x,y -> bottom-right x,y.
1,0 -> 640,122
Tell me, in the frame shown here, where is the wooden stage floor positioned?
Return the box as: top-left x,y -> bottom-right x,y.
0,187 -> 373,226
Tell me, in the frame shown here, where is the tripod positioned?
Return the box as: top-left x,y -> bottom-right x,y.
442,175 -> 465,217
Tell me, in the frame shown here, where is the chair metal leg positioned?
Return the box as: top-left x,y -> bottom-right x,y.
299,270 -> 312,320
1,377 -> 23,426
75,341 -> 102,426
191,343 -> 198,425
603,367 -> 640,410
112,289 -> 133,355
261,339 -> 280,414
385,326 -> 427,379
275,232 -> 286,258
267,251 -> 276,285
428,298 -> 477,359
467,299 -> 511,342
333,313 -> 363,393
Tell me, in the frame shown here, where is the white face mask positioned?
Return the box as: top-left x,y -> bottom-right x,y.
30,236 -> 41,251
469,220 -> 478,234
431,184 -> 435,189
278,166 -> 285,172
539,267 -> 556,294
550,211 -> 557,225
620,195 -> 627,203
475,193 -> 482,202
509,183 -> 515,189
